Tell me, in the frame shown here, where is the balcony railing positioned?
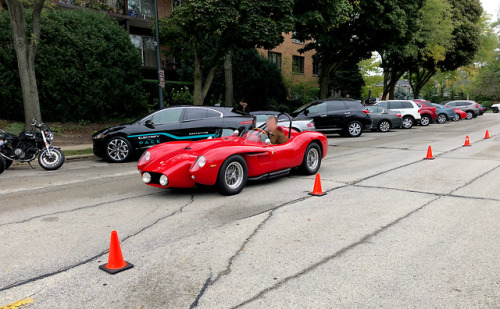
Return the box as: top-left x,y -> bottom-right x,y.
57,0 -> 155,19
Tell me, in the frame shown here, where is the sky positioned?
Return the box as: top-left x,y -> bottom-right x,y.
481,0 -> 499,19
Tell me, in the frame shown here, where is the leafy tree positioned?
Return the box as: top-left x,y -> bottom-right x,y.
159,0 -> 294,105
0,9 -> 146,122
409,0 -> 482,98
329,61 -> 365,98
4,0 -> 46,128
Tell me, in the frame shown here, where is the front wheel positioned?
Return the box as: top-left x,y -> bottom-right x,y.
106,136 -> 133,163
402,116 -> 414,129
301,143 -> 322,175
466,111 -> 473,120
217,155 -> 248,195
0,156 -> 5,174
437,114 -> 447,124
453,114 -> 460,121
420,115 -> 431,126
38,148 -> 65,171
346,121 -> 363,137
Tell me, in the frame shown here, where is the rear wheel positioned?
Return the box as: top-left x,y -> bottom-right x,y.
453,113 -> 460,121
437,114 -> 447,124
106,136 -> 133,163
466,111 -> 473,120
402,116 -> 414,129
301,143 -> 322,175
493,107 -> 499,113
346,121 -> 363,137
217,155 -> 248,195
420,115 -> 431,126
378,120 -> 391,132
0,156 -> 5,175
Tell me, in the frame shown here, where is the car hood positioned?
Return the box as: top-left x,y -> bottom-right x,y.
93,124 -> 131,138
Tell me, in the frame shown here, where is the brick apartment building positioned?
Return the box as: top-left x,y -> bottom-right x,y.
2,0 -> 318,84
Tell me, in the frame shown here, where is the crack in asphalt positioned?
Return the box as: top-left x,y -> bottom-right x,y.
0,194 -> 195,293
230,196 -> 443,309
448,164 -> 500,195
189,274 -> 212,309
0,192 -> 162,227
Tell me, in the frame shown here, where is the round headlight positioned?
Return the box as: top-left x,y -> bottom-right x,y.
142,172 -> 151,184
197,156 -> 206,168
144,151 -> 151,162
159,174 -> 169,186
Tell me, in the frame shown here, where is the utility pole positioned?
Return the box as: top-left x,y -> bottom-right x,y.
154,0 -> 164,109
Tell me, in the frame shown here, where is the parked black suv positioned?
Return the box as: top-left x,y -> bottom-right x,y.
291,99 -> 372,137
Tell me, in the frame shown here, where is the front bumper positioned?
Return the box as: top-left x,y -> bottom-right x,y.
93,140 -> 106,158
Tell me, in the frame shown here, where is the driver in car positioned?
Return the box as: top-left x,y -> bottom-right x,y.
266,116 -> 288,145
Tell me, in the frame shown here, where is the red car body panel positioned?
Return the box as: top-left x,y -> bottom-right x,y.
453,108 -> 467,119
413,100 -> 437,120
137,127 -> 328,189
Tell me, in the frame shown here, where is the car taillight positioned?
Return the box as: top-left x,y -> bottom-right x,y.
418,109 -> 421,112
432,107 -> 436,112
396,113 -> 402,117
239,120 -> 253,125
475,104 -> 479,108
307,122 -> 315,127
362,110 -> 370,114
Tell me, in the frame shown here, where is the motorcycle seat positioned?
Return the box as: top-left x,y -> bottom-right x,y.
1,132 -> 18,140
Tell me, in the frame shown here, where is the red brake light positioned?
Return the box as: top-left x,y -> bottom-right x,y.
475,104 -> 479,108
307,122 -> 315,127
362,110 -> 370,114
418,109 -> 421,112
396,113 -> 402,117
239,120 -> 253,125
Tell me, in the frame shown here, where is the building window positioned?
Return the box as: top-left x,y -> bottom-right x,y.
291,32 -> 305,45
313,59 -> 320,76
173,0 -> 183,8
292,56 -> 305,74
268,52 -> 282,69
130,34 -> 157,68
128,0 -> 155,18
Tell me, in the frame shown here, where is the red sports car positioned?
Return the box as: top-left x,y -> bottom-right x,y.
452,108 -> 467,121
137,121 -> 328,195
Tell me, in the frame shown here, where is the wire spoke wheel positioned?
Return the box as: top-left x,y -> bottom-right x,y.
225,162 -> 244,190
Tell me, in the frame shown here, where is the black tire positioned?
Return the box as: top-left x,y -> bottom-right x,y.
4,158 -> 12,170
105,136 -> 133,163
38,148 -> 65,171
493,107 -> 499,113
301,143 -> 322,175
217,155 -> 248,195
465,111 -> 474,120
0,156 -> 5,175
452,113 -> 460,121
437,114 -> 447,124
346,121 -> 363,137
402,116 -> 414,129
378,120 -> 391,132
420,115 -> 431,126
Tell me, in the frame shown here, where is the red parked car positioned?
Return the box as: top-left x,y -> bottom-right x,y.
137,118 -> 328,195
452,108 -> 467,121
413,100 -> 437,126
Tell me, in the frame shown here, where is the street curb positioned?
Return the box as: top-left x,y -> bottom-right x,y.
65,154 -> 96,161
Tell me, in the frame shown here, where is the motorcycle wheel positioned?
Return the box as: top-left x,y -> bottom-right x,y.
4,159 -> 12,170
0,156 -> 5,174
38,148 -> 65,171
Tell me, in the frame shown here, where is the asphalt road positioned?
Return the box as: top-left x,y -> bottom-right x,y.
1,114 -> 499,309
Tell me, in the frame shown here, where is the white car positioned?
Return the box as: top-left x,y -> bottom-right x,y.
492,103 -> 499,113
375,100 -> 422,129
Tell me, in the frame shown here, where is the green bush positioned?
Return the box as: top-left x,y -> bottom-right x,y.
0,9 -> 148,122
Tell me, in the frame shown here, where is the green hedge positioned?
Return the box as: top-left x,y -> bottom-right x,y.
0,9 -> 149,122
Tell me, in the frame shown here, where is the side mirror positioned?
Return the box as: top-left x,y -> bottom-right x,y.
303,110 -> 309,116
145,120 -> 154,128
31,118 -> 37,126
265,138 -> 271,144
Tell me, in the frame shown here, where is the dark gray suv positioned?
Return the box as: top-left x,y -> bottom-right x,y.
445,101 -> 480,120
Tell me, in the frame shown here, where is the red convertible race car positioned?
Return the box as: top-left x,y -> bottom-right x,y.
137,117 -> 328,195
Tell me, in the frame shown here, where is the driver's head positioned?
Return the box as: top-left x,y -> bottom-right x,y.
266,116 -> 278,132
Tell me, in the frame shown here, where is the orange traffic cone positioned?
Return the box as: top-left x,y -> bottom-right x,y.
463,135 -> 471,147
99,231 -> 133,274
424,146 -> 434,160
309,174 -> 326,196
485,130 -> 490,139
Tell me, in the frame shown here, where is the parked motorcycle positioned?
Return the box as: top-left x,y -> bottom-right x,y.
0,119 -> 65,171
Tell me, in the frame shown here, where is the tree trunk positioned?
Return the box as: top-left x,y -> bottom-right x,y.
224,50 -> 233,107
6,0 -> 45,129
193,52 -> 203,105
318,60 -> 332,99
